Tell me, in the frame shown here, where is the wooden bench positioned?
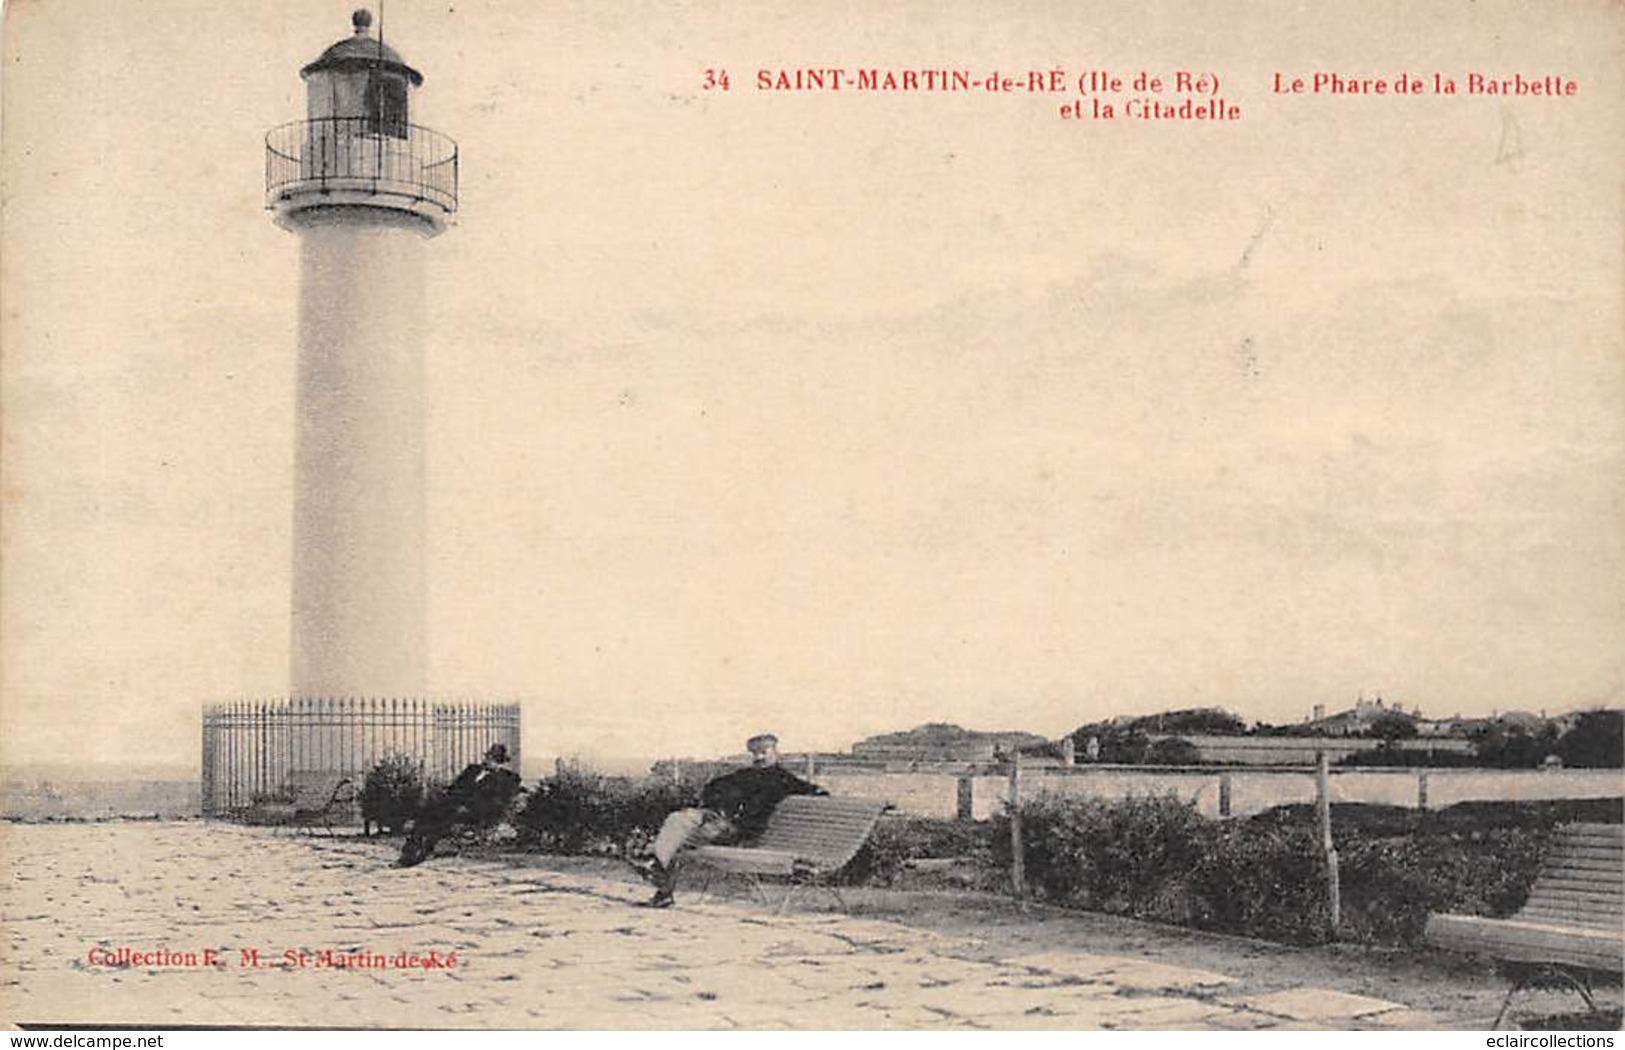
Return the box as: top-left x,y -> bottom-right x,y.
1425,822 -> 1622,1027
686,796 -> 890,911
247,776 -> 358,835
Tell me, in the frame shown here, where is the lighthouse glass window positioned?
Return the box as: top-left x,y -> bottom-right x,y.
363,72 -> 408,139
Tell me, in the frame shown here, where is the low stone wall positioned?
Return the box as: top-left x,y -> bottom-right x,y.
817,767 -> 1623,821
1164,734 -> 1474,765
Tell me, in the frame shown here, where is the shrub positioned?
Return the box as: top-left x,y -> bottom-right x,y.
360,752 -> 425,835
515,767 -> 612,853
1429,797 -> 1623,830
1368,711 -> 1419,741
1065,726 -> 1153,764
1556,710 -> 1624,768
1070,708 -> 1247,740
1334,826 -> 1550,947
1258,798 -> 1622,836
516,769 -> 702,855
992,795 -> 1346,943
990,793 -> 1213,921
1144,737 -> 1202,766
841,817 -> 996,887
1473,724 -> 1560,768
984,794 -> 1597,949
1189,820 -> 1332,945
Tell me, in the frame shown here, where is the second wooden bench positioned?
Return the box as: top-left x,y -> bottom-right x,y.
1425,821 -> 1623,1027
687,795 -> 890,911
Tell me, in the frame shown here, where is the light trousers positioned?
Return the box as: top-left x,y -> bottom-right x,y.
652,808 -> 733,866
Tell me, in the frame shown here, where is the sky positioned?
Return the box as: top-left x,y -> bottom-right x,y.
2,0 -> 1622,775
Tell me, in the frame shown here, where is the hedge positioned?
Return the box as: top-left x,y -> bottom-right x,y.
985,793 -> 1618,947
515,768 -> 701,855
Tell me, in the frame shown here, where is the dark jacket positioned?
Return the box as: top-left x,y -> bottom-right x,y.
447,761 -> 523,825
700,764 -> 826,839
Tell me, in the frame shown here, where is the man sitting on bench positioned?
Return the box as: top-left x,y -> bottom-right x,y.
397,743 -> 523,868
632,733 -> 825,908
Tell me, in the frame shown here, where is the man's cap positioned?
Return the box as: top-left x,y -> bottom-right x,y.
745,733 -> 779,754
484,743 -> 511,764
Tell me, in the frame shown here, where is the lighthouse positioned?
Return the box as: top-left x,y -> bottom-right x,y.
199,15 -> 515,818
266,9 -> 456,699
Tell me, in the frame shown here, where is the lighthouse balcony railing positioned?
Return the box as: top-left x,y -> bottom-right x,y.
265,117 -> 458,214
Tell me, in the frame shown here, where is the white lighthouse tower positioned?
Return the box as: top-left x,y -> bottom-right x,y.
266,9 -> 456,699
200,9 -> 512,820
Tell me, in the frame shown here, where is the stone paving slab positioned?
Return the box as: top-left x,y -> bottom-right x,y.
1,822 -> 1451,1030
1007,950 -> 1238,991
1233,987 -> 1408,1021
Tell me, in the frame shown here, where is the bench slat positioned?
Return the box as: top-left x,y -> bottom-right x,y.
1525,888 -> 1623,908
1556,823 -> 1624,838
1540,879 -> 1624,895
1549,847 -> 1623,865
1528,883 -> 1624,903
1522,905 -> 1625,922
1545,861 -> 1625,879
1558,834 -> 1624,848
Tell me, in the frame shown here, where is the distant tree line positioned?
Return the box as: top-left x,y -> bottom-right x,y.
1345,708 -> 1622,769
1068,707 -> 1623,769
1474,710 -> 1621,769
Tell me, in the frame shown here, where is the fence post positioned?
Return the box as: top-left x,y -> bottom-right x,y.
200,708 -> 213,818
1218,772 -> 1232,818
957,776 -> 974,821
1009,750 -> 1025,902
1316,751 -> 1340,937
1417,771 -> 1429,810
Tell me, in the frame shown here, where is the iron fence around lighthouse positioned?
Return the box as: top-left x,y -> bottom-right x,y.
200,698 -> 519,820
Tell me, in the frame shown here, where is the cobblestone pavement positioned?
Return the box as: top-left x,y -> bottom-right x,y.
2,822 -> 1450,1029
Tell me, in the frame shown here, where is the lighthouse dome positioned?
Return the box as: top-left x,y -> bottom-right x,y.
301,9 -> 423,86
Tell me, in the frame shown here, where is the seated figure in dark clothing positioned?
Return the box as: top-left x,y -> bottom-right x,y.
397,743 -> 524,868
633,733 -> 826,907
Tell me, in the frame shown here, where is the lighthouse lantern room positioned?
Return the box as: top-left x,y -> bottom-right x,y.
266,8 -> 457,234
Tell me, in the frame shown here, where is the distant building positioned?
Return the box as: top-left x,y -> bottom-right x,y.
1301,695 -> 1419,737
1416,713 -> 1487,738
849,723 -> 1050,764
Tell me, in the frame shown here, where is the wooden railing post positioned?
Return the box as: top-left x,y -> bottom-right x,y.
1316,751 -> 1340,936
1009,750 -> 1025,902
